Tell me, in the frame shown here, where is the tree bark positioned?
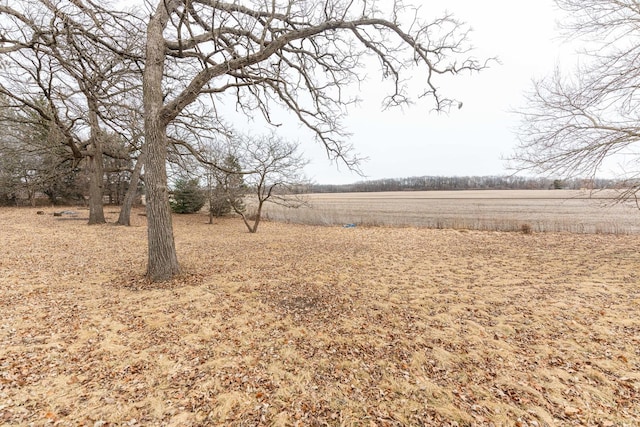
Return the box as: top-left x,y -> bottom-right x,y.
116,153 -> 144,226
251,218 -> 260,233
87,152 -> 106,224
87,105 -> 106,225
236,200 -> 261,233
143,0 -> 181,281
251,200 -> 263,233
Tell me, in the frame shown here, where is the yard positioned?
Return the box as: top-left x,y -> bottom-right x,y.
0,205 -> 639,426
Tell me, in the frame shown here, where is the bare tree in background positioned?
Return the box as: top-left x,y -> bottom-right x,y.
0,0 -> 144,224
206,152 -> 246,223
0,97 -> 54,206
233,134 -> 308,233
115,109 -> 146,226
143,0 -> 487,281
514,0 -> 640,198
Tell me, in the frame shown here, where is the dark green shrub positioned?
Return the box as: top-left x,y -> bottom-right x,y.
170,178 -> 206,214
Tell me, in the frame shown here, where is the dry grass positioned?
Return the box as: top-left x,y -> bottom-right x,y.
262,190 -> 640,234
1,206 -> 639,426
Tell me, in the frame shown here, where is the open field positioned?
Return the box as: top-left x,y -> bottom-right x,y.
262,190 -> 640,234
1,207 -> 639,426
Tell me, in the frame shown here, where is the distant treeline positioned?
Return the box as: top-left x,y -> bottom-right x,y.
302,176 -> 618,193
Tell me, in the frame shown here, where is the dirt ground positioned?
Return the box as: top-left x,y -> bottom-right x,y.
0,207 -> 639,426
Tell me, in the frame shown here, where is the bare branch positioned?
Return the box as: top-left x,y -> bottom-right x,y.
513,0 -> 640,199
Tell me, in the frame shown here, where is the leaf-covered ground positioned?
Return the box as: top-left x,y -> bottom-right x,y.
0,207 -> 639,426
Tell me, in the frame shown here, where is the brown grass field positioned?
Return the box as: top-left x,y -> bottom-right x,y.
262,190 -> 640,234
1,203 -> 639,426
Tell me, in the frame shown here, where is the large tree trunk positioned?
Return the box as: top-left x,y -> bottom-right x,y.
116,153 -> 144,226
87,152 -> 106,224
143,128 -> 178,281
87,101 -> 106,225
143,1 -> 181,281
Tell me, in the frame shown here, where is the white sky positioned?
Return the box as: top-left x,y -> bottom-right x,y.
298,0 -> 566,184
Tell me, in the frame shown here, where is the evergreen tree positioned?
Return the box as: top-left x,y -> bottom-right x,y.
170,178 -> 206,214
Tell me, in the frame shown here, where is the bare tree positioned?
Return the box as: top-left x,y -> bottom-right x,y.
0,0 -> 145,224
115,109 -> 146,226
115,153 -> 144,226
205,152 -> 246,223
0,94 -> 87,205
142,0 -> 487,281
513,0 -> 640,197
232,134 -> 308,233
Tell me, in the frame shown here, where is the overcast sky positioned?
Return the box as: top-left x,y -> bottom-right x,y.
299,0 -> 565,185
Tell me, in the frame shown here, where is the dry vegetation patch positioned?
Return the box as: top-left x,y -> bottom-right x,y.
1,207 -> 639,426
263,190 -> 640,234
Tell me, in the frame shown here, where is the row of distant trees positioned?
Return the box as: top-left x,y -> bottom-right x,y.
307,176 -> 618,193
